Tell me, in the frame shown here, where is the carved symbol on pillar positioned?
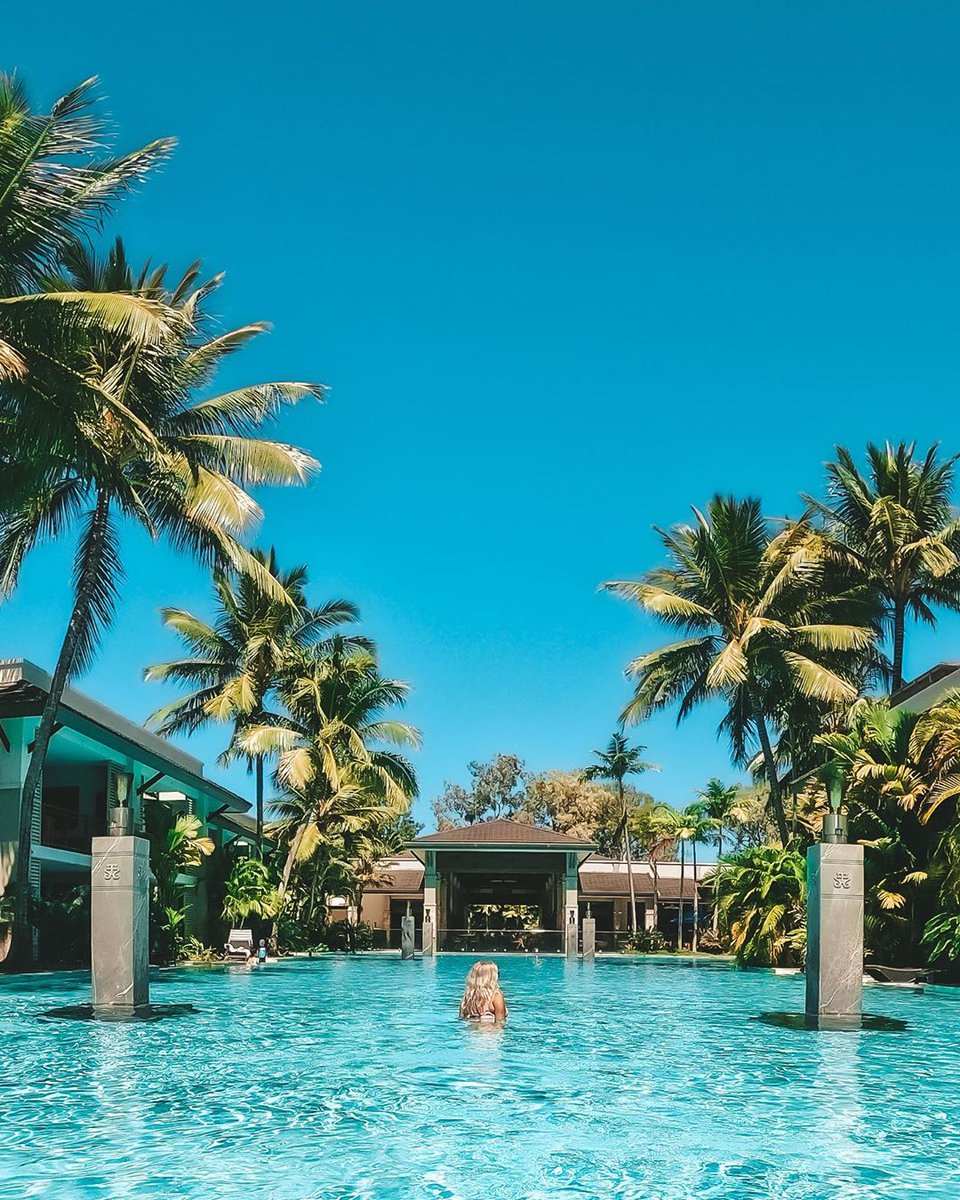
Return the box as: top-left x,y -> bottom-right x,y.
833,871 -> 852,891
103,862 -> 121,881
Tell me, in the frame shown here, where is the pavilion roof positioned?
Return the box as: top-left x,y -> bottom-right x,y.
409,818 -> 597,850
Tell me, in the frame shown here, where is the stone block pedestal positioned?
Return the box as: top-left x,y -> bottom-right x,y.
400,915 -> 415,959
91,836 -> 150,1013
805,843 -> 864,1029
581,917 -> 596,961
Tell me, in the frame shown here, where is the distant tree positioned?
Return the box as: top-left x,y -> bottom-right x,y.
432,754 -> 526,828
522,770 -> 655,852
582,734 -> 658,935
380,813 -> 424,851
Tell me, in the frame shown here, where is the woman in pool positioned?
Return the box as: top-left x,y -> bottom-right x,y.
459,960 -> 508,1023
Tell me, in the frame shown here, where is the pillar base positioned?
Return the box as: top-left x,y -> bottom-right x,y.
805,842 -> 864,1026
582,918 -> 596,961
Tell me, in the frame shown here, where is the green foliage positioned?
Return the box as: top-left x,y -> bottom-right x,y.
921,910 -> 960,965
714,846 -> 807,966
148,811 -> 215,965
807,442 -> 960,690
432,754 -> 526,828
178,936 -> 221,964
604,495 -> 877,844
325,920 -> 374,952
33,886 -> 90,967
222,857 -> 281,927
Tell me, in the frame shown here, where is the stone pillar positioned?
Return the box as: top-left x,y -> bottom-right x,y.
422,850 -> 438,956
422,909 -> 435,957
564,852 -> 579,959
400,914 -> 415,959
805,843 -> 864,1029
91,835 -> 150,1012
582,917 -> 596,961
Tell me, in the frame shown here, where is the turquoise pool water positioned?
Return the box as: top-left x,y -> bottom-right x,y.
1,955 -> 959,1199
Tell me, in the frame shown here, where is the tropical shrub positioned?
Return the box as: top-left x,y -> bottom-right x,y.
325,920 -> 374,952
714,846 -> 807,966
222,857 -> 281,928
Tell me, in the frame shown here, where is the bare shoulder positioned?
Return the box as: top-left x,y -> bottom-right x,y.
493,989 -> 508,1019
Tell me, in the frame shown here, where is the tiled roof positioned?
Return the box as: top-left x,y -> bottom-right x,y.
364,868 -> 424,894
579,872 -> 701,899
410,818 -> 596,848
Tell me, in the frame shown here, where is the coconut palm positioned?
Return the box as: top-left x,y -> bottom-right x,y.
653,805 -> 696,950
604,496 -> 875,846
238,641 -> 420,901
805,443 -> 960,691
696,779 -> 740,932
632,807 -> 676,936
0,76 -> 177,520
581,733 -> 658,935
1,240 -> 321,961
145,551 -> 359,848
681,802 -> 716,950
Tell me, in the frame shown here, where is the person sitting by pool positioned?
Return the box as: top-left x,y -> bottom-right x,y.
459,961 -> 508,1023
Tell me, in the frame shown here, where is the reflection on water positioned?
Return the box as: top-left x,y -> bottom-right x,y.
0,956 -> 957,1200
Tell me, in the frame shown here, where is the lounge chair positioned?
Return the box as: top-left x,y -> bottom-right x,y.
865,964 -> 929,986
225,929 -> 254,961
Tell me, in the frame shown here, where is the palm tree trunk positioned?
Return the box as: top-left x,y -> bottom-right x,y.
692,839 -> 699,952
12,491 -> 111,966
279,822 -> 307,898
677,839 -> 685,951
620,780 -> 638,936
712,827 -> 722,933
652,856 -> 660,934
753,706 -> 789,846
892,597 -> 906,692
255,756 -> 265,855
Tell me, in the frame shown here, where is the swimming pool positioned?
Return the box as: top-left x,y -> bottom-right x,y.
1,955 -> 958,1199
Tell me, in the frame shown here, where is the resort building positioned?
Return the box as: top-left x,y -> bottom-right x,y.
354,817 -> 712,951
890,661 -> 960,713
0,658 -> 252,956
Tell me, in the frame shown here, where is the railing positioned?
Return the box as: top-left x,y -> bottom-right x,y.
373,928 -> 424,951
436,928 -> 564,954
40,804 -> 93,854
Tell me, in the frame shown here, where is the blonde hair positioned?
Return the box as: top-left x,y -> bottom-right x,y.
460,960 -> 499,1018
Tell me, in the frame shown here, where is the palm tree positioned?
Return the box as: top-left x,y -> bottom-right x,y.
696,779 -> 740,932
806,443 -> 960,691
632,807 -> 675,937
238,641 -> 420,902
0,77 -> 176,515
654,805 -> 695,950
1,241 -> 321,961
604,496 -> 875,846
145,551 -> 359,848
581,733 -> 658,936
681,803 -> 716,950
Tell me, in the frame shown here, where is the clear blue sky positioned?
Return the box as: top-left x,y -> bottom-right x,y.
3,3 -> 960,831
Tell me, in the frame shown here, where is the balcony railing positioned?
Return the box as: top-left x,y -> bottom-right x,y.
436,928 -> 564,954
40,805 -> 94,854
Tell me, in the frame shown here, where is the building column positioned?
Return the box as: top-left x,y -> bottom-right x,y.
422,851 -> 437,956
564,853 -> 579,958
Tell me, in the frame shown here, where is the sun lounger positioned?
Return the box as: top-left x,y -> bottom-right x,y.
865,964 -> 929,985
225,929 -> 254,961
